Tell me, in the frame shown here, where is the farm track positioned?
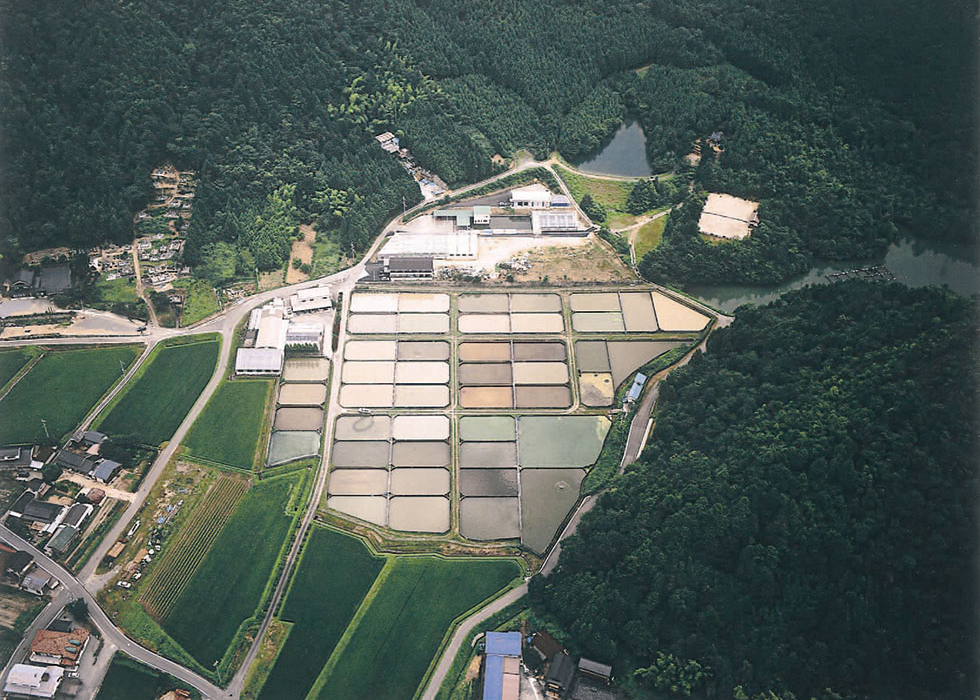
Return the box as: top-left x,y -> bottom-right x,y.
139,475 -> 249,619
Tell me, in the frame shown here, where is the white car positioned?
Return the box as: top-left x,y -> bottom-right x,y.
133,572 -> 142,580
117,581 -> 131,589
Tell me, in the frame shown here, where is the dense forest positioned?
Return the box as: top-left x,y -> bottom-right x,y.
1,0 -> 976,282
532,282 -> 979,700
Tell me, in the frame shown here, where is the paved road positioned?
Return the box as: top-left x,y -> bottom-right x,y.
0,523 -> 226,699
0,156 -> 734,699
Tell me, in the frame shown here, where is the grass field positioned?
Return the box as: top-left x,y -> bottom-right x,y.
555,164 -> 635,228
0,347 -> 34,390
95,654 -> 197,700
634,215 -> 667,260
312,236 -> 347,278
0,345 -> 140,445
255,527 -> 385,700
184,380 -> 273,469
172,278 -> 219,326
315,556 -> 520,700
97,336 -> 219,446
163,473 -> 300,668
94,277 -> 141,304
139,475 -> 249,618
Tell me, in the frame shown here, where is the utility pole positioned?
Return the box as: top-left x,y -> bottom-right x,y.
119,359 -> 126,374
40,419 -> 49,440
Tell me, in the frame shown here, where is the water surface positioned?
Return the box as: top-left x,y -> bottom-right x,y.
572,121 -> 653,177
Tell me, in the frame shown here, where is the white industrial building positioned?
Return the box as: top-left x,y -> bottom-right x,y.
290,286 -> 332,314
3,664 -> 64,699
236,301 -> 288,375
510,185 -> 554,209
379,230 -> 478,259
532,210 -> 581,233
286,321 -> 324,351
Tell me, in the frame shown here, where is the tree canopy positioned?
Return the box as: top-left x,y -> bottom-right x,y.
1,0 -> 975,283
532,282 -> 979,700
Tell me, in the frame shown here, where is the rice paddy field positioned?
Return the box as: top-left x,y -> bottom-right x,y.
95,655 -> 187,700
97,336 -> 219,445
0,345 -> 140,445
256,527 -> 385,700
312,555 -> 520,700
184,380 -> 272,468
327,287 -> 709,551
0,347 -> 33,390
162,472 -> 301,667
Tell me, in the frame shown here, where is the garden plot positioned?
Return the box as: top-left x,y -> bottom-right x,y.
339,384 -> 394,408
394,384 -> 449,407
394,361 -> 449,384
579,372 -> 615,406
569,290 -> 710,333
460,498 -> 521,541
388,496 -> 450,532
460,442 -> 518,468
458,312 -> 563,334
574,339 -> 686,387
650,291 -> 710,331
391,415 -> 449,441
334,415 -> 391,441
342,361 -> 395,384
274,407 -> 323,431
332,441 -> 390,467
517,415 -> 610,467
344,341 -> 397,361
268,431 -> 320,465
391,441 -> 449,467
459,469 -> 519,497
389,468 -> 450,496
326,496 -> 388,526
328,470 -> 389,496
278,383 -> 327,406
459,416 -> 516,441
282,357 -> 330,382
519,469 -> 585,553
397,341 -> 450,360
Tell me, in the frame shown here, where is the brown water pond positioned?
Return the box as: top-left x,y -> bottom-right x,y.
391,440 -> 450,467
459,468 -> 519,497
331,440 -> 390,467
459,441 -> 518,468
460,497 -> 521,541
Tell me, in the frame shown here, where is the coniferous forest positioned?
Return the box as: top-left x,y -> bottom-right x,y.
1,0 -> 976,282
531,282 -> 979,700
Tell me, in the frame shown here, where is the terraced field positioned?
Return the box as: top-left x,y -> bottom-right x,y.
139,475 -> 249,619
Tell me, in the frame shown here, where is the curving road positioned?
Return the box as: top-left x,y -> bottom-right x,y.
0,157 -> 730,700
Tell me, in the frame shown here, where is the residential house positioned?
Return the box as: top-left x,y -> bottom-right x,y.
577,658 -> 613,685
0,447 -> 34,471
55,450 -> 99,475
29,627 -> 90,669
4,550 -> 34,583
2,664 -> 64,698
21,571 -> 55,596
545,651 -> 575,698
92,459 -> 122,484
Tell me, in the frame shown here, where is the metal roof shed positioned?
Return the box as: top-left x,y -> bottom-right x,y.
485,631 -> 522,657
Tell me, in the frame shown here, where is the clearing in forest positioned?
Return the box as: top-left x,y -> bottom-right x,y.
138,474 -> 249,619
286,224 -> 316,284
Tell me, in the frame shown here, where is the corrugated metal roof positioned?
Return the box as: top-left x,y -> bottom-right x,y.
236,347 -> 283,373
486,631 -> 522,657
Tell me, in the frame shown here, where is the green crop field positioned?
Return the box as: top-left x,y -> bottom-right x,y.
316,556 -> 520,700
97,336 -> 219,445
163,473 -> 300,667
256,527 -> 385,700
172,278 -> 219,326
95,654 -> 194,700
634,215 -> 667,260
0,348 -> 33,390
184,380 -> 273,468
139,475 -> 249,619
0,345 -> 139,445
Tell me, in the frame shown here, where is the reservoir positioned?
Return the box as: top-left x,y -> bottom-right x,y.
688,237 -> 980,313
571,120 -> 653,177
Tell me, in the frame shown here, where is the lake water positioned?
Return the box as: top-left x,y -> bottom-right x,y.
688,237 -> 980,313
572,120 -> 653,177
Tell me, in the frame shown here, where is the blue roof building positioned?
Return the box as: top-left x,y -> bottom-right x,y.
626,372 -> 647,402
483,631 -> 522,700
